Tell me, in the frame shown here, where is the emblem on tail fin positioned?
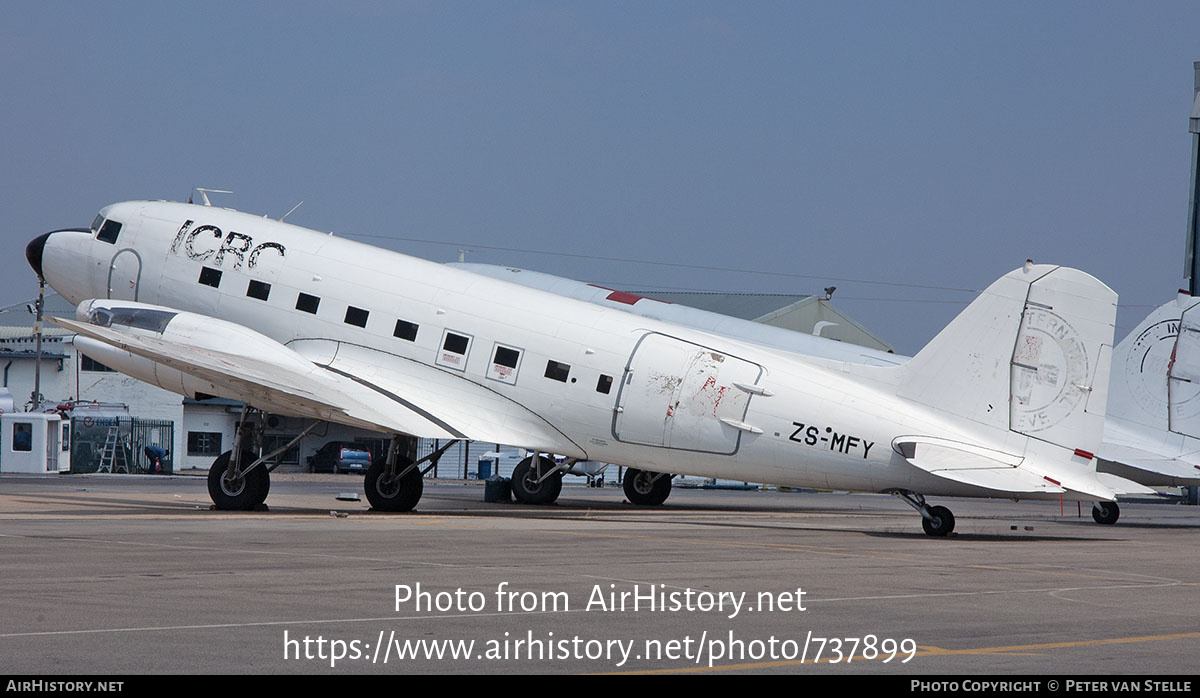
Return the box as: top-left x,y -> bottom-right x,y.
1122,319 -> 1179,415
1011,307 -> 1090,433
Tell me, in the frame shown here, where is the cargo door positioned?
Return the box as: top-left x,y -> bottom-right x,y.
614,333 -> 762,455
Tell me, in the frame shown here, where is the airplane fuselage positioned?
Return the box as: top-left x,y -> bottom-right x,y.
33,200 -> 1099,501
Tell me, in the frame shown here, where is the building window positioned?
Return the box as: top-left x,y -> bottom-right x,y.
262,434 -> 300,465
246,280 -> 271,301
545,360 -> 571,382
187,431 -> 223,457
81,355 -> 116,372
394,319 -> 418,342
596,374 -> 613,394
296,293 -> 320,314
344,306 -> 369,327
12,423 -> 32,452
198,267 -> 222,288
97,220 -> 122,244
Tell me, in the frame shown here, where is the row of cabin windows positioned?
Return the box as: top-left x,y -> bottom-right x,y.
195,265 -> 614,395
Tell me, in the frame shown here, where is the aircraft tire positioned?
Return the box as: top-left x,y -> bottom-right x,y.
208,450 -> 268,511
623,468 -> 672,506
921,505 -> 955,537
1092,501 -> 1120,525
511,456 -> 561,504
364,457 -> 423,512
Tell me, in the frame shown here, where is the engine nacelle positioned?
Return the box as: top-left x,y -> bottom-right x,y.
73,299 -> 315,401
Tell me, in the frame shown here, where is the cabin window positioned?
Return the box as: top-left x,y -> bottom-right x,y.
344,306 -> 369,328
487,344 -> 522,384
96,219 -> 122,244
246,280 -> 271,301
545,360 -> 571,382
198,267 -> 222,288
296,293 -> 320,314
596,374 -> 613,394
443,333 -> 469,355
494,346 -> 519,369
394,319 -> 419,342
436,330 -> 472,370
90,214 -> 105,234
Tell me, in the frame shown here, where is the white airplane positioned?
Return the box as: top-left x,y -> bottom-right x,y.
453,263 -> 1199,522
1100,293 -> 1200,488
26,199 -> 1149,535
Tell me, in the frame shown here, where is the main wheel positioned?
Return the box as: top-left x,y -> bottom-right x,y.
511,456 -> 562,504
623,468 -> 672,506
207,450 -> 268,510
364,457 -> 423,512
921,505 -> 955,537
1092,501 -> 1120,525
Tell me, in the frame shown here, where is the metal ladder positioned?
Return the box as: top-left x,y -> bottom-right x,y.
97,426 -> 128,473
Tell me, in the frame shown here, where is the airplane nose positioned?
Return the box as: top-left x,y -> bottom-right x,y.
26,232 -> 52,280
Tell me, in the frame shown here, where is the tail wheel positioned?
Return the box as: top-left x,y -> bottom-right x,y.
1092,501 -> 1120,525
207,450 -> 268,510
364,456 -> 423,512
511,456 -> 562,504
623,468 -> 672,506
921,505 -> 955,537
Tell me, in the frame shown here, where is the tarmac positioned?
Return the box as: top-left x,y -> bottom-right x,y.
1,472 -> 1198,675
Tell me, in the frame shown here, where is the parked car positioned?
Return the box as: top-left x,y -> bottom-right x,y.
307,441 -> 372,474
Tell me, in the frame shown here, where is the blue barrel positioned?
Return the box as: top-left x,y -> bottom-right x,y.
478,458 -> 492,479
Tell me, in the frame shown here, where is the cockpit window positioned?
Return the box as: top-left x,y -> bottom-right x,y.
97,219 -> 122,244
91,214 -> 105,234
88,306 -> 177,333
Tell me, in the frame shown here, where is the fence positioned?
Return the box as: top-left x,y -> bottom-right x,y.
70,417 -> 175,474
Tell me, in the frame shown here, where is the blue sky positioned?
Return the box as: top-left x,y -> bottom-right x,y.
3,1 -> 1199,354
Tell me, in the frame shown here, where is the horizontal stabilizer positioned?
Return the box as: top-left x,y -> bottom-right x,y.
897,436 -> 1122,499
1098,442 -> 1200,483
895,437 -> 1063,495
1094,472 -> 1159,497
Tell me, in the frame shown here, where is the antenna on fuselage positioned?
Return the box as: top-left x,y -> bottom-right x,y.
189,187 -> 234,206
280,201 -> 304,222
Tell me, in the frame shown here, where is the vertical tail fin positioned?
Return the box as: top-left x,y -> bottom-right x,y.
897,264 -> 1116,456
1109,292 -> 1200,437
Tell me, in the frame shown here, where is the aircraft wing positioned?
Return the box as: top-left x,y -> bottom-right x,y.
54,311 -> 586,457
295,340 -> 586,458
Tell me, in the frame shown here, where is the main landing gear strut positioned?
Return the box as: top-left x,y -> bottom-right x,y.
511,455 -> 564,505
207,410 -> 320,511
363,437 -> 454,512
890,490 -> 955,537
